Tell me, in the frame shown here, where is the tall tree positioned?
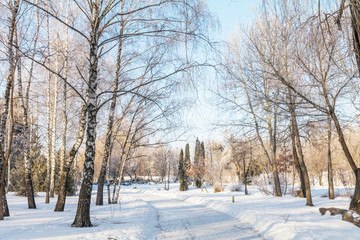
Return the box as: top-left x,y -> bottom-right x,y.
59,0 -> 70,205
200,141 -> 206,190
178,148 -> 187,191
184,143 -> 191,188
288,91 -> 313,206
15,11 -> 37,209
71,1 -> 101,227
24,0 -> 213,226
96,0 -> 125,206
337,0 -> 360,211
193,138 -> 201,188
0,0 -> 20,219
45,0 -> 52,204
54,101 -> 87,211
327,115 -> 334,199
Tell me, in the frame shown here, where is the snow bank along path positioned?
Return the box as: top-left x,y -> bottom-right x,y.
0,189 -> 262,240
3,183 -> 360,239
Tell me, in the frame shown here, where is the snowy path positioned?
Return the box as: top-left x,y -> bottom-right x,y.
3,184 -> 360,239
129,191 -> 263,240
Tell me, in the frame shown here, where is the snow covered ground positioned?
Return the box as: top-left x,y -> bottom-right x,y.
1,183 -> 360,239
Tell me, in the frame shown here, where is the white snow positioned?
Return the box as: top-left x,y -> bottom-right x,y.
1,184 -> 360,239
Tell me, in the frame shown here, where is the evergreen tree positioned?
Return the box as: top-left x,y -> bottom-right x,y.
200,141 -> 206,185
178,149 -> 188,191
184,143 -> 191,187
194,138 -> 202,188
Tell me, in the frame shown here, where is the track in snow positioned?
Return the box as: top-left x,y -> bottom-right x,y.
128,191 -> 263,240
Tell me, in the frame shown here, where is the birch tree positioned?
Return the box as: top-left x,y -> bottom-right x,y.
15,4 -> 37,209
96,0 -> 125,206
24,0 -> 212,227
0,0 -> 20,219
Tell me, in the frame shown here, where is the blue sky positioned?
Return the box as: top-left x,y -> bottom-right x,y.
207,0 -> 260,38
179,0 -> 260,146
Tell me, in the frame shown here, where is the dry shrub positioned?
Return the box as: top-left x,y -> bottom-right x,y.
214,185 -> 224,193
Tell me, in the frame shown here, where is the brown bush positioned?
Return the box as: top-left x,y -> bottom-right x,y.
214,185 -> 224,193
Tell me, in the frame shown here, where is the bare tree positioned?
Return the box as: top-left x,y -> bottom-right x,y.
96,0 -> 125,206
221,37 -> 283,197
15,3 -> 37,209
0,0 -> 20,219
22,0 -> 212,227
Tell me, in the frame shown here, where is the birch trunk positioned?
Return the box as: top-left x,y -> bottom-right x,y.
0,73 -> 14,220
49,47 -> 59,198
96,0 -> 125,206
54,101 -> 87,211
106,142 -> 114,204
113,104 -> 141,204
45,2 -> 52,203
72,2 -> 99,227
16,48 -> 36,209
59,0 -> 70,190
0,0 -> 20,218
54,0 -> 76,212
114,155 -> 127,204
59,67 -> 67,188
6,120 -> 11,193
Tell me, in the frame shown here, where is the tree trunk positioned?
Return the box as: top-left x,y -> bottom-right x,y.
6,123 -> 11,193
0,54 -> 15,220
114,155 -> 127,204
350,169 -> 360,212
72,79 -> 97,227
107,175 -> 112,204
327,115 -> 334,199
112,178 -> 117,204
269,141 -> 282,197
319,172 -> 323,186
49,51 -> 58,198
267,102 -> 282,197
45,3 -> 52,203
242,81 -> 282,197
167,161 -> 170,191
290,122 -> 306,197
96,0 -> 124,206
72,5 -> 99,226
54,102 -> 86,211
59,46 -> 68,200
106,141 -> 114,204
16,54 -> 36,209
54,0 -> 86,212
243,164 -> 249,195
336,1 -> 360,211
0,0 -> 20,219
290,96 -> 313,206
329,108 -> 360,210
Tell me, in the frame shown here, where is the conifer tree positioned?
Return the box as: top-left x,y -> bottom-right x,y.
178,149 -> 188,191
184,143 -> 191,187
200,141 -> 206,187
194,138 -> 202,188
